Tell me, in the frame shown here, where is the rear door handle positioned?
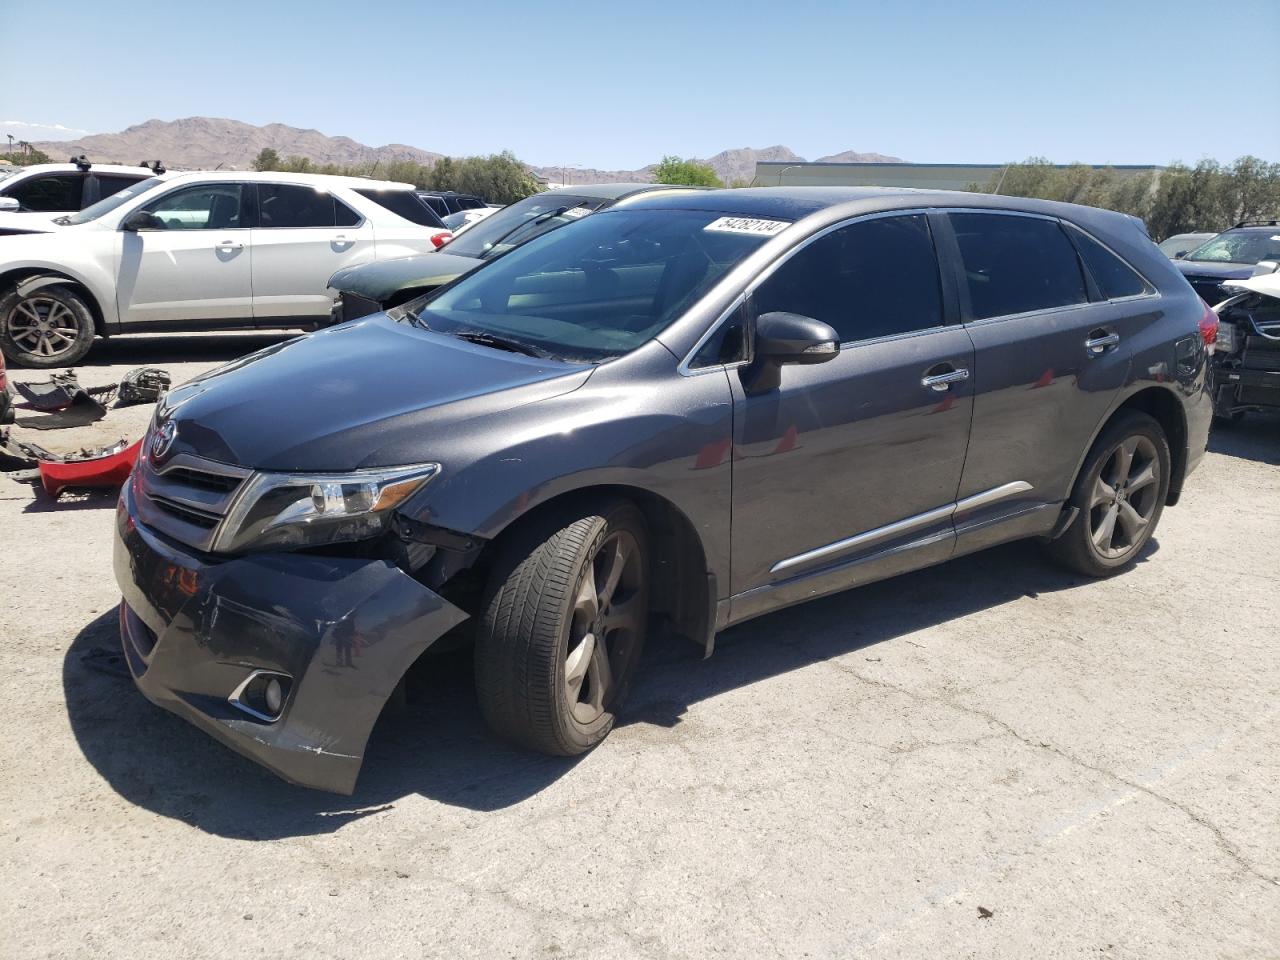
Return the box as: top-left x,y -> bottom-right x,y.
921,367 -> 970,392
1085,331 -> 1120,355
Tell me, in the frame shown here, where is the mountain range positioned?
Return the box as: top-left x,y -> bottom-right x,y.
33,117 -> 902,186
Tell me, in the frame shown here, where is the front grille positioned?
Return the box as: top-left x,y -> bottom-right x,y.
135,453 -> 252,552
1188,277 -> 1229,305
1242,335 -> 1280,372
1240,383 -> 1280,406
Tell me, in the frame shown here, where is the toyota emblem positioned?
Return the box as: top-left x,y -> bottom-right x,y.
151,420 -> 178,460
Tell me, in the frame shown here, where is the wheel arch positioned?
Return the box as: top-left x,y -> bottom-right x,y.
445,483 -> 717,658
1072,385 -> 1190,509
2,267 -> 107,336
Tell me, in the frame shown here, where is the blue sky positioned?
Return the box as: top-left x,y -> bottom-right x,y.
3,0 -> 1277,168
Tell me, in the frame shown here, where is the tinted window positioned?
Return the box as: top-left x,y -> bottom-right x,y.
355,188 -> 445,227
753,214 -> 943,343
334,199 -> 360,227
144,183 -> 245,229
690,303 -> 748,368
457,196 -> 487,210
95,174 -> 146,199
4,174 -> 82,211
950,213 -> 1087,320
1068,226 -> 1152,299
419,194 -> 448,217
258,183 -> 344,228
62,177 -> 165,225
410,209 -> 776,362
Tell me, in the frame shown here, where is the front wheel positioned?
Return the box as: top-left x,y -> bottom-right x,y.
1044,411 -> 1171,578
0,285 -> 96,368
475,499 -> 649,755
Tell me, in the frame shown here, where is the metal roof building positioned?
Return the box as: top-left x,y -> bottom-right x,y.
753,161 -> 1162,191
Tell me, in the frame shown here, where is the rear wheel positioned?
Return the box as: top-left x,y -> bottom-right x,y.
1044,411 -> 1170,577
475,499 -> 649,755
0,285 -> 95,368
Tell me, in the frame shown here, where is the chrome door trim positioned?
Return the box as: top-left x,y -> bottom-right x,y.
769,480 -> 1033,574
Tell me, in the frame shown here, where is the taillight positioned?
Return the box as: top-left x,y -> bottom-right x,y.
430,231 -> 452,250
1198,298 -> 1219,349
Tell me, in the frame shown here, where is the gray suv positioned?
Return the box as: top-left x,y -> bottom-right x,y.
115,188 -> 1213,793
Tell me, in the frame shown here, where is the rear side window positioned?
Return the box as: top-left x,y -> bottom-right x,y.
4,174 -> 82,211
950,213 -> 1088,320
419,194 -> 448,217
752,214 -> 944,343
1067,226 -> 1153,299
94,175 -> 146,199
258,183 -> 355,228
457,196 -> 487,210
355,188 -> 445,227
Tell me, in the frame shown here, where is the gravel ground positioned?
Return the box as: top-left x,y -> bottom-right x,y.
1,334 -> 1277,960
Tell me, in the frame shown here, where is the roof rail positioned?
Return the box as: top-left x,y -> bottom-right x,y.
139,160 -> 166,175
1234,218 -> 1280,228
69,155 -> 91,171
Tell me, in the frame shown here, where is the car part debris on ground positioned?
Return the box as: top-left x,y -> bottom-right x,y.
1,431 -> 140,498
10,367 -> 169,430
117,367 -> 171,406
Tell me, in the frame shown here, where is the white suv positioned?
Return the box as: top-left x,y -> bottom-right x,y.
0,161 -> 154,234
0,171 -> 452,367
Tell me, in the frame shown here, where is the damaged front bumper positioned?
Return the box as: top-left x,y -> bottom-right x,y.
113,481 -> 468,794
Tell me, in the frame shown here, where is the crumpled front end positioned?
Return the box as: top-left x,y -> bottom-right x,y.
114,481 -> 468,794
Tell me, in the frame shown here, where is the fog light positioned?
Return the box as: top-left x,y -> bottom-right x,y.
265,678 -> 283,715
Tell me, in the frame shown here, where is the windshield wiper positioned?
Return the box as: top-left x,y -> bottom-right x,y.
451,330 -> 548,358
480,207 -> 569,258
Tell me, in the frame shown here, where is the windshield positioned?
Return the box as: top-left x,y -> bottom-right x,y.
397,208 -> 784,362
442,193 -> 610,260
61,177 -> 165,224
1184,229 -> 1280,265
0,167 -> 23,185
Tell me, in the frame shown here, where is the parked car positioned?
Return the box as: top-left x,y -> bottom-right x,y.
1175,220 -> 1280,304
1157,232 -> 1215,259
115,187 -> 1212,793
416,190 -> 488,218
0,171 -> 452,367
0,159 -> 156,237
329,183 -> 702,321
1209,270 -> 1280,422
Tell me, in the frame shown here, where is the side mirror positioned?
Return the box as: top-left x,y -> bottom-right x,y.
0,197 -> 19,212
1251,259 -> 1279,277
742,311 -> 840,393
1173,250 -> 1187,259
122,210 -> 164,232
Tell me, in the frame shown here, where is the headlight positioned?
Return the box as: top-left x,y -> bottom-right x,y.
213,463 -> 439,554
1214,322 -> 1238,354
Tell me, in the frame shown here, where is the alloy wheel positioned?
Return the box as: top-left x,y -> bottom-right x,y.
564,530 -> 644,724
1088,435 -> 1160,560
8,297 -> 83,360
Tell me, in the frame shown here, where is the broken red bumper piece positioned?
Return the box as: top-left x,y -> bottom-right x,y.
39,440 -> 141,499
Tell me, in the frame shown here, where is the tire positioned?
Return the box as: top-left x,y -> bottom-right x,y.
1044,410 -> 1171,578
475,498 -> 649,756
0,284 -> 96,368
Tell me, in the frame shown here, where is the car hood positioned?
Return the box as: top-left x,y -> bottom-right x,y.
1223,271 -> 1280,300
328,252 -> 484,302
1175,259 -> 1255,280
157,313 -> 591,472
0,211 -> 62,234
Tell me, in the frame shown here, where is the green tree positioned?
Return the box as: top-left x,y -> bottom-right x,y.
651,155 -> 723,187
252,147 -> 281,171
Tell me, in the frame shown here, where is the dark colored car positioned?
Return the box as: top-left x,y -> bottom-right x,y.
416,190 -> 488,218
1175,221 -> 1280,304
115,187 -> 1213,793
0,348 -> 11,424
329,183 -> 700,322
1210,274 -> 1280,421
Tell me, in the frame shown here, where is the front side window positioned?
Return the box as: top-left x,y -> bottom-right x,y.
950,212 -> 1087,320
752,214 -> 944,343
258,183 -> 352,228
62,176 -> 165,225
1068,226 -> 1152,299
401,208 -> 780,362
143,183 -> 245,230
3,173 -> 82,211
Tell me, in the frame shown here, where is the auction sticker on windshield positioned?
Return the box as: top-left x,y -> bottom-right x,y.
704,217 -> 790,237
562,206 -> 591,219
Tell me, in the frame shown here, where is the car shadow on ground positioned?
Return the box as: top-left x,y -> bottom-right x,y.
63,538 -> 1152,840
76,331 -> 299,367
1207,410 -> 1280,465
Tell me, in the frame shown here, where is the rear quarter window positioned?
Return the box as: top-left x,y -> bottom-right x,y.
1068,225 -> 1153,299
355,188 -> 446,228
950,212 -> 1088,320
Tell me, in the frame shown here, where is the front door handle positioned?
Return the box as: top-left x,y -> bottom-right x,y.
216,240 -> 244,251
922,366 -> 970,392
1085,330 -> 1120,355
